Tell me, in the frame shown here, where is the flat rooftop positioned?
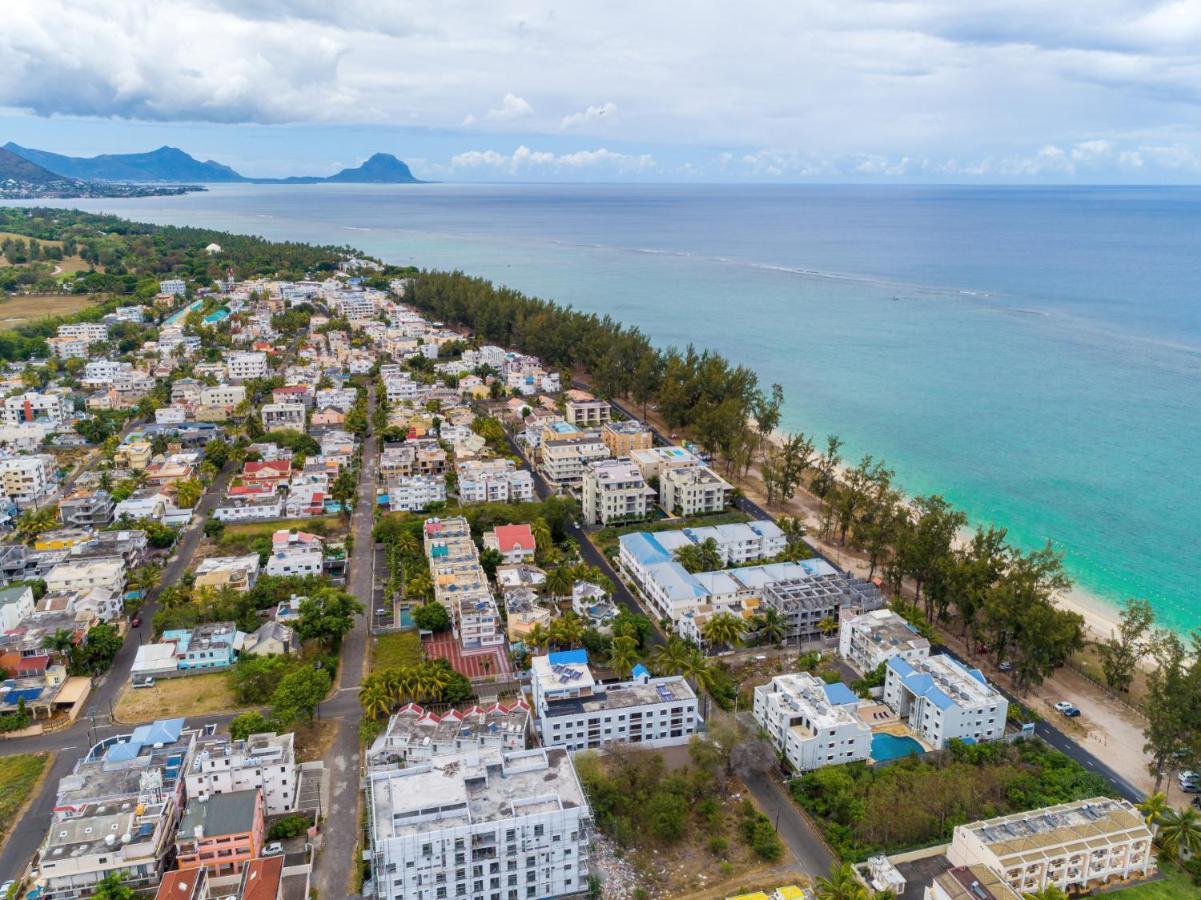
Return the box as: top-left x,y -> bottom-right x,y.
762,672 -> 864,737
544,676 -> 695,718
965,797 -> 1150,859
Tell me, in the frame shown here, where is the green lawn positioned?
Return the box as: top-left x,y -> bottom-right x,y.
594,509 -> 751,556
221,516 -> 346,541
373,631 -> 424,671
0,753 -> 51,847
1107,862 -> 1198,899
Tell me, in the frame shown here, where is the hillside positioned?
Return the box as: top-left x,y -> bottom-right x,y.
0,146 -> 74,185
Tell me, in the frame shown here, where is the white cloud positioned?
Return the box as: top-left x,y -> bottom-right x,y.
560,101 -> 617,130
450,144 -> 654,176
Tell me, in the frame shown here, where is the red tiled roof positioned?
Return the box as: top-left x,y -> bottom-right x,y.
244,460 -> 292,478
493,524 -> 535,554
240,856 -> 283,900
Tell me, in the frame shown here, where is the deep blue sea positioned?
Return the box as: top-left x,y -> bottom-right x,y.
25,183 -> 1201,631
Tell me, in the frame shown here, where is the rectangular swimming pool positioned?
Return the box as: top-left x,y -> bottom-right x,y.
871,732 -> 924,761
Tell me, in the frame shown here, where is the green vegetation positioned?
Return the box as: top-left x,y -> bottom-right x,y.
593,509 -> 750,557
790,739 -> 1114,862
0,753 -> 51,843
268,814 -> 312,841
373,631 -> 424,670
358,659 -> 474,720
1107,860 -> 1200,899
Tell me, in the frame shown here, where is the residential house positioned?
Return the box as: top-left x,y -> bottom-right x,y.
175,789 -> 265,877
482,523 -> 536,564
581,458 -> 655,525
754,672 -> 872,772
185,732 -> 303,816
45,557 -> 126,595
194,556 -> 261,593
601,419 -> 654,456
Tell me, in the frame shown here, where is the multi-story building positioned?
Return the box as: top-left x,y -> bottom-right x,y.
0,421 -> 49,451
564,397 -> 611,428
651,521 -> 787,566
264,543 -> 324,578
175,788 -> 265,877
46,335 -> 89,359
600,419 -> 654,457
457,459 -> 534,504
0,454 -> 56,507
378,444 -> 416,479
160,278 -> 187,296
628,445 -> 699,482
947,798 -> 1155,896
367,701 -> 531,767
213,494 -> 285,522
531,649 -> 700,752
199,384 -> 247,408
482,524 -> 537,565
384,475 -> 447,512
194,555 -> 261,592
839,608 -> 931,675
3,391 -> 70,427
45,557 -> 126,595
539,433 -> 609,492
423,517 -> 503,654
224,351 -> 269,382
660,464 -> 732,516
926,866 -> 1021,900
754,672 -> 872,772
580,459 -> 655,525
883,654 -> 1007,748
185,732 -> 299,816
261,402 -> 306,432
365,746 -> 592,900
759,575 -> 885,644
58,322 -> 109,343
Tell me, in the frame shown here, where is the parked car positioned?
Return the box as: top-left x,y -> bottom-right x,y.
130,614 -> 142,628
1179,771 -> 1200,792
1053,701 -> 1081,717
998,660 -> 1013,672
263,842 -> 284,856
132,676 -> 156,689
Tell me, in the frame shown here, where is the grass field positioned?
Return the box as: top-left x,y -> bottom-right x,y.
0,231 -> 64,248
1109,862 -> 1198,899
373,631 -> 424,671
0,753 -> 51,848
216,516 -> 348,555
0,293 -> 96,327
114,672 -> 240,723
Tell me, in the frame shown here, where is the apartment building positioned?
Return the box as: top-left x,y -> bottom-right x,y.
564,397 -> 611,428
45,557 -> 125,595
4,391 -> 70,427
423,517 -> 504,654
927,867 -> 1021,900
384,475 -> 447,512
947,798 -> 1154,896
457,459 -> 534,504
58,322 -> 109,343
175,789 -> 265,877
213,494 -> 285,522
649,521 -> 786,566
600,419 -> 653,456
224,352 -> 269,382
185,732 -> 299,816
367,701 -> 531,767
264,544 -> 324,578
754,672 -> 872,772
0,421 -> 49,451
199,384 -> 247,408
194,555 -> 261,593
379,444 -> 416,479
531,650 -> 700,752
261,402 -> 306,432
160,278 -> 187,296
628,445 -> 699,481
539,433 -> 609,491
660,464 -> 732,516
839,608 -> 931,675
365,746 -> 592,900
883,654 -> 1008,747
0,454 -> 56,506
760,575 -> 885,644
581,459 -> 655,525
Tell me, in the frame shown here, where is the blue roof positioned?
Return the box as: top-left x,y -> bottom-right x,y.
631,664 -> 650,680
131,718 -> 185,746
967,667 -> 988,685
619,531 -> 672,566
887,656 -> 916,677
926,687 -> 956,711
548,648 -> 589,666
105,741 -> 143,762
823,682 -> 859,707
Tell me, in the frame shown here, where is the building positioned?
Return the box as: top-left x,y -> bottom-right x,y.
199,384 -> 247,409
45,557 -> 126,595
0,583 -> 34,631
213,494 -> 285,522
264,543 -> 324,578
3,391 -> 70,427
600,419 -> 654,457
48,335 -> 91,359
367,701 -> 531,767
155,869 -> 210,900
175,788 -> 265,877
947,798 -> 1155,896
423,517 -> 504,655
365,746 -> 592,900
760,575 -> 885,644
651,521 -> 787,566
926,867 -> 1020,900
160,278 -> 187,296
225,352 -> 269,382
628,445 -> 699,481
378,444 -> 416,479
539,433 -> 610,491
383,475 -> 446,512
754,672 -> 872,772
839,608 -> 931,675
261,402 -> 306,432
581,459 -> 655,525
185,732 -> 300,816
531,649 -> 700,752
482,523 -> 537,564
241,620 -> 296,657
571,582 -> 618,631
0,421 -> 49,451
132,622 -> 243,678
195,555 -> 261,592
0,454 -> 56,506
59,489 -> 115,528
660,464 -> 732,516
564,397 -> 611,428
883,655 -> 1008,748
457,459 -> 534,504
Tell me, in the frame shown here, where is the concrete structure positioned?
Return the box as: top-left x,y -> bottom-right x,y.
3,391 -> 70,427
839,608 -> 931,676
660,464 -> 732,516
926,867 -> 1020,900
0,583 -> 35,631
261,403 -> 306,432
0,421 -> 49,451
365,746 -> 592,900
59,489 -> 115,528
367,701 -> 531,767
423,517 -> 503,655
482,523 -> 536,564
45,558 -> 126,595
883,655 -> 1007,748
650,521 -> 786,566
0,453 -> 56,506
628,445 -> 699,481
383,475 -> 446,512
213,494 -> 285,522
531,649 -> 700,752
176,788 -> 265,877
539,433 -> 609,492
947,798 -> 1155,896
754,672 -> 871,772
457,459 -> 535,504
581,458 -> 655,525
600,419 -> 653,457
224,352 -> 269,382
195,555 -> 261,592
264,543 -> 324,578
160,278 -> 187,296
186,732 -> 300,816
564,397 -> 611,428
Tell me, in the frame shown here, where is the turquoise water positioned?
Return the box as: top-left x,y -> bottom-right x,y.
23,183 -> 1201,631
871,732 -> 925,761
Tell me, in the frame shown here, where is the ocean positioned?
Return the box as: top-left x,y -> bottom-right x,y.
23,182 -> 1201,632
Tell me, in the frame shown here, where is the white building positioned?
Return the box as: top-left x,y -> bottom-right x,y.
213,494 -> 284,522
0,583 -> 35,632
3,391 -> 70,427
365,746 -> 592,900
45,558 -> 127,595
264,543 -> 324,578
58,322 -> 109,343
947,798 -> 1155,896
660,464 -> 732,516
883,654 -> 1008,748
155,405 -> 188,425
199,384 -> 247,408
0,422 -> 49,452
224,351 -> 269,382
839,608 -> 931,676
530,650 -> 700,752
367,701 -> 531,767
539,433 -> 610,491
580,459 -> 655,526
159,278 -> 187,296
564,397 -> 611,428
185,731 -> 300,816
0,454 -> 56,506
753,672 -> 871,772
261,402 -> 306,432
649,521 -> 786,567
385,475 -> 447,512
628,445 -> 699,482
457,459 -> 535,504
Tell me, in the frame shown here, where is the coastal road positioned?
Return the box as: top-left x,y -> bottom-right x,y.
0,459 -> 237,884
312,384 -> 377,900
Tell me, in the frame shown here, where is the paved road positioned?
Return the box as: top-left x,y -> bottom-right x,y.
312,384 -> 376,900
0,460 -> 237,883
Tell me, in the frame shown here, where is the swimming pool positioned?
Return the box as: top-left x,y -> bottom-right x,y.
871,732 -> 924,761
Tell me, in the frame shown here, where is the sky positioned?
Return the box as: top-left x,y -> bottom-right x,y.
2,0 -> 1201,183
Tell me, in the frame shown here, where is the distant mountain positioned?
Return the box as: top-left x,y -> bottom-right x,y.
0,145 -> 73,185
3,143 -> 424,185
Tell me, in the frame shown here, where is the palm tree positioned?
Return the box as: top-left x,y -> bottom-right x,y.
650,636 -> 692,676
817,616 -> 839,639
814,863 -> 871,900
1022,886 -> 1068,900
406,572 -> 433,603
680,647 -> 716,693
525,623 -> 552,654
544,566 -> 574,599
550,612 -> 585,649
701,612 -> 746,651
412,664 -> 449,703
359,679 -> 392,721
394,530 -> 419,559
754,607 -> 786,646
1137,792 -> 1169,830
1156,805 -> 1201,860
383,667 -> 418,706
41,628 -> 76,659
608,636 -> 640,678
530,518 -> 552,558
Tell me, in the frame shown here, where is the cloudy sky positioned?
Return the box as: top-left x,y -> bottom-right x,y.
3,0 -> 1201,182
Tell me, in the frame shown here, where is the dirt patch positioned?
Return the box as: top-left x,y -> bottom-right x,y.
114,671 -> 241,724
0,293 -> 98,326
293,719 -> 338,762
